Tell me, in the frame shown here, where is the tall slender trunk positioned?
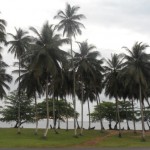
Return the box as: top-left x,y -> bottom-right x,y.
124,99 -> 130,130
43,76 -> 49,138
131,98 -> 136,134
116,97 -> 121,137
52,88 -> 58,134
70,38 -> 77,136
17,58 -> 21,134
87,99 -> 91,129
34,92 -> 38,135
96,100 -> 101,130
80,82 -> 84,135
54,97 -> 59,134
53,85 -> 56,129
139,84 -> 145,141
65,97 -> 68,131
76,118 -> 80,129
58,118 -> 60,129
98,96 -> 104,131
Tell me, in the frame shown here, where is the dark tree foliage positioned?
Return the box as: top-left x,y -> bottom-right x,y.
37,99 -> 77,125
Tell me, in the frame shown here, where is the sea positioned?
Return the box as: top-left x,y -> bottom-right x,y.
0,120 -> 149,130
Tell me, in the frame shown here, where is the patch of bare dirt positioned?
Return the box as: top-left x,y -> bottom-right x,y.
75,130 -> 118,147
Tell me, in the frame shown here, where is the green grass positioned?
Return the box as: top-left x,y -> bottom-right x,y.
1,128 -> 150,148
0,128 -> 105,148
96,131 -> 150,147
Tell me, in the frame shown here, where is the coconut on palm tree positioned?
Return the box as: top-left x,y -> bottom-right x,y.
54,3 -> 85,136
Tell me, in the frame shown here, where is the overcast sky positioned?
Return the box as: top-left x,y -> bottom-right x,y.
0,0 -> 150,121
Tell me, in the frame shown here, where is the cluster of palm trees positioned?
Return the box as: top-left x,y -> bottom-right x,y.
0,3 -> 150,141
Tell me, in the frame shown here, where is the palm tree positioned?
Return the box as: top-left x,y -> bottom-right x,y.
54,3 -> 85,136
0,13 -> 7,44
29,22 -> 68,138
14,62 -> 43,135
0,14 -> 11,98
74,40 -> 103,134
7,28 -> 31,134
104,54 -> 124,137
0,56 -> 12,98
122,42 -> 150,141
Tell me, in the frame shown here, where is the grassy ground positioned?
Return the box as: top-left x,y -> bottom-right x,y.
96,131 -> 150,148
0,128 -> 150,148
0,128 -> 106,148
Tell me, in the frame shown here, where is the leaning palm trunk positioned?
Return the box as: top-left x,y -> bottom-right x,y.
43,77 -> 49,138
87,99 -> 91,129
17,58 -> 21,134
34,92 -> 38,135
70,38 -> 77,136
116,97 -> 121,137
139,84 -> 145,141
132,98 -> 136,134
80,82 -> 84,135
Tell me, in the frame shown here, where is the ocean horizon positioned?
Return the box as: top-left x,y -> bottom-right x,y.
0,120 -> 149,131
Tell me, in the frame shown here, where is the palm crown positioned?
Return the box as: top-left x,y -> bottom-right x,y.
54,3 -> 85,38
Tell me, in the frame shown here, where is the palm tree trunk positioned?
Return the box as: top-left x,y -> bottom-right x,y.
96,100 -> 101,130
87,99 -> 91,129
116,97 -> 121,137
58,118 -> 60,129
80,82 -> 84,135
70,37 -> 77,137
65,97 -> 69,131
54,97 -> 59,134
34,92 -> 38,135
76,118 -> 80,129
43,77 -> 49,138
17,58 -> 21,134
131,98 -> 136,133
53,91 -> 58,133
139,84 -> 145,141
53,85 -> 56,129
98,96 -> 104,131
124,99 -> 130,130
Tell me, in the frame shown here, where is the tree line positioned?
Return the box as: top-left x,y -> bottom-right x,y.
0,3 -> 150,141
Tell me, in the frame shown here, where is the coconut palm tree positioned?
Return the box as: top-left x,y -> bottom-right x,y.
7,28 -> 31,134
74,40 -> 103,134
104,53 -> 124,137
122,42 -> 150,141
14,62 -> 43,135
0,56 -> 12,98
0,15 -> 12,98
54,3 -> 85,136
0,13 -> 7,44
29,22 -> 68,138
